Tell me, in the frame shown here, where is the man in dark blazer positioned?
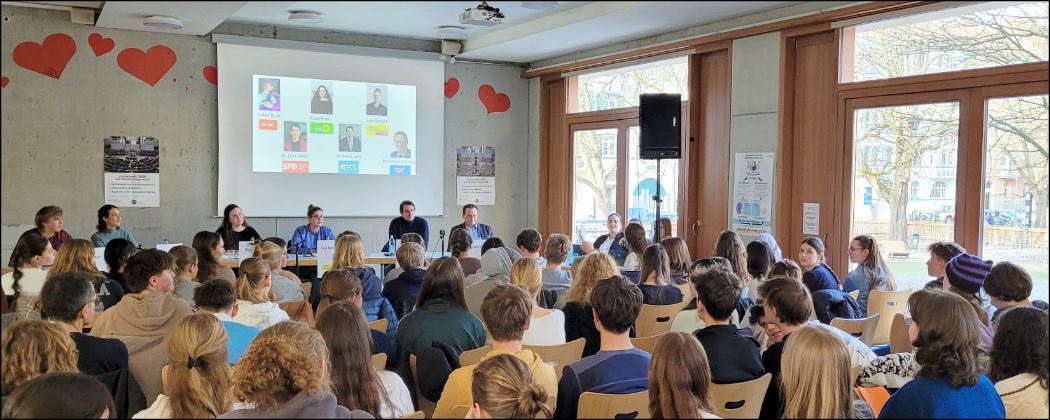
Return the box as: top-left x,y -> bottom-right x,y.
339,125 -> 361,152
450,204 -> 494,241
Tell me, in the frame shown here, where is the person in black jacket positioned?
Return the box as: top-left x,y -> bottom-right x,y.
39,271 -> 129,376
691,268 -> 764,384
383,242 -> 427,319
756,276 -> 814,419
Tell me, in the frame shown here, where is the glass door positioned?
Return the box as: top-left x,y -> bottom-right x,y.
572,127 -> 620,244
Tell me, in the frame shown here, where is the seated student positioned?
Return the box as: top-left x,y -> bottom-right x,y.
879,289 -> 1006,419
542,233 -> 573,292
692,268 -> 764,384
1,320 -> 80,398
563,252 -> 622,358
216,204 -> 261,251
133,314 -> 231,419
316,269 -> 394,364
747,303 -> 783,354
220,321 -> 372,419
984,261 -> 1049,322
713,230 -> 752,298
465,246 -> 520,319
45,238 -> 121,311
621,223 -> 649,270
40,271 -> 130,376
987,306 -> 1049,419
671,257 -> 733,334
332,234 -> 398,338
769,259 -> 803,282
434,284 -> 558,418
231,258 -> 291,331
92,204 -> 138,248
192,231 -> 236,285
193,279 -> 261,364
555,275 -> 650,419
798,236 -> 839,293
924,242 -> 966,290
8,206 -> 70,267
944,254 -> 995,350
383,242 -> 427,319
449,229 -> 482,278
757,276 -> 813,419
638,244 -> 684,305
745,241 -> 775,304
2,234 -> 55,318
383,233 -> 425,282
516,228 -> 548,266
252,241 -> 305,304
394,257 -> 485,363
751,232 -> 784,262
290,204 -> 336,255
843,235 -> 896,314
467,354 -> 554,419
168,245 -> 200,307
1,372 -> 115,419
511,258 -> 566,346
660,237 -> 692,286
89,248 -> 193,406
464,239 -> 518,287
781,325 -> 873,419
648,332 -> 721,419
105,237 -> 138,294
261,237 -> 302,284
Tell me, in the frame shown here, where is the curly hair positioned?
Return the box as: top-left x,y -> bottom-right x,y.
987,305 -> 1048,400
909,289 -> 986,387
229,321 -> 330,411
566,252 -> 619,306
168,314 -> 231,419
1,320 -> 79,396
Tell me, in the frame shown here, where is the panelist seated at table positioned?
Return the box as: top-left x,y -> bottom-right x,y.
449,204 -> 494,242
385,200 -> 429,252
290,204 -> 335,254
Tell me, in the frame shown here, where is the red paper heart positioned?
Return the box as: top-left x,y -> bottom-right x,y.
117,45 -> 177,87
203,66 -> 217,85
88,33 -> 114,57
444,78 -> 459,98
1,77 -> 8,88
478,84 -> 510,115
12,33 -> 76,79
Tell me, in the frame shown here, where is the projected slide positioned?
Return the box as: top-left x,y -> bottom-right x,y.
252,75 -> 417,175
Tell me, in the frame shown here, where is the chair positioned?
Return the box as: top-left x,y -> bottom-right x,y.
369,319 -> 388,333
867,289 -> 912,346
889,312 -> 914,354
856,385 -> 891,417
459,345 -> 492,367
636,301 -> 690,338
450,405 -> 471,419
674,283 -> 692,302
830,313 -> 881,347
577,390 -> 650,419
848,290 -> 860,300
522,338 -> 587,382
630,333 -> 667,355
409,355 -> 437,418
278,300 -> 315,327
710,373 -> 772,419
300,281 -> 312,298
161,365 -> 169,395
372,353 -> 387,371
400,411 -> 425,419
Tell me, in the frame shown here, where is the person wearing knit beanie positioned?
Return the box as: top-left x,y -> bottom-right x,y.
945,254 -> 994,294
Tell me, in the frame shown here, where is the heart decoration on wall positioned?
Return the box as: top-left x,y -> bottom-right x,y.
12,33 -> 76,79
444,78 -> 459,98
117,45 -> 177,87
478,84 -> 510,115
203,66 -> 218,85
87,33 -> 115,57
1,77 -> 8,88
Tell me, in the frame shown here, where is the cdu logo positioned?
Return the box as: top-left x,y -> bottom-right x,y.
339,160 -> 360,174
389,165 -> 411,175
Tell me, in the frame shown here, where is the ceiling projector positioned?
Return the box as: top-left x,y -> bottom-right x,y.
460,1 -> 505,26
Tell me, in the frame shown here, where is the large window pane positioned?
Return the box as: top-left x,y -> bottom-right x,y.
982,94 -> 1049,303
851,102 -> 959,292
851,2 -> 1048,82
627,126 -> 679,237
574,129 -> 618,244
575,56 -> 688,113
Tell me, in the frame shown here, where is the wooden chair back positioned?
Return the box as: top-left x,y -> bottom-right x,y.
372,353 -> 387,371
830,313 -> 881,347
369,319 -> 388,333
400,411 -> 425,419
630,333 -> 668,355
409,355 -> 437,418
867,289 -> 912,345
522,338 -> 587,382
636,301 -> 689,338
675,283 -> 692,302
710,373 -> 772,419
300,281 -> 312,299
848,289 -> 860,300
459,345 -> 492,367
889,312 -> 914,354
278,300 -> 315,327
577,391 -> 650,419
161,365 -> 170,395
450,405 -> 470,419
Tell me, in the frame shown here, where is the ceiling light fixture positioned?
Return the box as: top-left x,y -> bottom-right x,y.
521,1 -> 559,10
288,11 -> 324,24
437,26 -> 468,38
143,15 -> 184,30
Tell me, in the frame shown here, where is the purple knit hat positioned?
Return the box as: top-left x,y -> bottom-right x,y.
945,254 -> 993,294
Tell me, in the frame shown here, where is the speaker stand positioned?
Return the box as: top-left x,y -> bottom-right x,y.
652,158 -> 663,243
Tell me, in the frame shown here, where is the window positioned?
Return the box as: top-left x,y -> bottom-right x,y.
932,181 -> 947,198
600,139 -> 616,158
573,128 -> 618,243
910,181 -> 919,196
627,125 -> 679,237
574,56 -> 688,113
1003,182 -> 1011,198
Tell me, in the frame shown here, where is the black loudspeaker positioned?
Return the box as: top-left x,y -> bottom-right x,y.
638,93 -> 682,159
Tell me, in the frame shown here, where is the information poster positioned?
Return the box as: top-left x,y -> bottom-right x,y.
104,136 -> 160,207
732,152 -> 775,235
803,203 -> 820,235
317,239 -> 336,278
456,146 -> 496,205
94,247 -> 107,272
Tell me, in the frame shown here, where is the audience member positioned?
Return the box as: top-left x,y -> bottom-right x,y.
516,228 -> 547,266
168,245 -> 200,307
984,261 -> 1050,321
757,276 -> 813,418
2,234 -> 55,318
40,271 -> 129,376
542,233 -> 573,293
1,372 -> 114,419
193,279 -> 261,364
316,269 -> 394,363
290,204 -> 336,254
986,305 -> 1049,419
554,275 -> 649,419
923,242 -> 965,290
261,237 -> 302,283
655,217 -> 673,242
434,284 -> 557,418
216,204 -> 261,251
465,246 -> 520,319
745,241 -> 775,303
383,242 -> 427,319
394,257 -> 485,363
449,228 -> 482,277
692,268 -> 764,384
647,332 -> 721,419
1,320 -> 79,397
638,244 -> 684,305
468,354 -> 553,419
481,237 -> 506,256
104,237 -> 138,293
332,234 -> 398,338
232,258 -> 290,330
92,204 -> 137,248
769,259 -> 803,282
191,231 -> 236,284
747,304 -> 782,353
712,230 -> 751,294
252,241 -> 305,303
563,252 -> 622,358
622,223 -> 649,270
46,238 -> 121,311
751,232 -> 783,262
510,258 -> 566,346
944,254 -> 995,350
843,235 -> 896,314
671,257 -> 733,334
8,205 -> 70,267
781,325 -> 873,419
798,236 -> 838,293
660,237 -> 692,286
387,200 -> 429,249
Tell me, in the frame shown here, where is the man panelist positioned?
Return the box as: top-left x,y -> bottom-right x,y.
450,204 -> 494,242
386,200 -> 429,251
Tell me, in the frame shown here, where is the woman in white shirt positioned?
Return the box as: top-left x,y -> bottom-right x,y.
509,258 -> 566,346
1,234 -> 56,318
231,258 -> 290,330
621,223 -> 649,271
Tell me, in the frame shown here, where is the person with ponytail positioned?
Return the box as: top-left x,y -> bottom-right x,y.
844,235 -> 896,315
133,314 -> 232,419
316,301 -> 413,418
316,269 -> 394,365
231,258 -> 290,330
253,241 -> 306,303
8,205 -> 70,267
104,237 -> 138,294
191,231 -> 236,285
332,234 -> 398,338
621,222 -> 649,270
648,332 -> 721,419
1,234 -> 56,318
168,246 -> 200,308
47,238 -> 124,311
780,325 -> 872,419
467,354 -> 553,419
798,236 -> 839,293
91,204 -> 137,248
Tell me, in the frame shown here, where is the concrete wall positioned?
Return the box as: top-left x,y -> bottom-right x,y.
1,6 -> 535,254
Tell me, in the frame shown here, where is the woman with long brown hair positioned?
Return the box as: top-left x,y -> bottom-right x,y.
844,234 -> 896,314
394,257 -> 485,362
563,252 -> 622,358
780,325 -> 870,419
798,236 -> 838,293
713,230 -> 751,292
231,258 -> 289,330
648,332 -> 720,419
191,231 -> 236,284
2,235 -> 56,318
332,234 -> 397,338
316,269 -> 394,364
47,238 -> 123,310
467,354 -> 552,419
621,223 -> 649,270
660,237 -> 691,285
134,314 -> 231,418
638,244 -> 683,306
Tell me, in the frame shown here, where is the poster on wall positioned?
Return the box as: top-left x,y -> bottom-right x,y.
104,136 -> 160,207
732,152 -> 775,235
456,146 -> 496,206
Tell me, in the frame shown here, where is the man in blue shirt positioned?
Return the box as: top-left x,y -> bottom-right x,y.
193,279 -> 260,364
450,204 -> 494,242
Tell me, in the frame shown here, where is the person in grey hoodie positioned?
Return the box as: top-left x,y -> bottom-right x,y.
465,247 -> 520,320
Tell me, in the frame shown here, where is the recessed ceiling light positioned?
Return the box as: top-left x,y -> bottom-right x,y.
143,15 -> 183,29
437,26 -> 468,38
521,1 -> 559,10
288,11 -> 323,24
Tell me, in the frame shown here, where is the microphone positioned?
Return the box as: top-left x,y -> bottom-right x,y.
439,229 -> 446,239
439,229 -> 447,257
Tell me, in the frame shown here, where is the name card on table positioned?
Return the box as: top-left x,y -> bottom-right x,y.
467,242 -> 483,259
155,243 -> 182,252
317,240 -> 336,278
94,247 -> 107,271
239,241 -> 255,264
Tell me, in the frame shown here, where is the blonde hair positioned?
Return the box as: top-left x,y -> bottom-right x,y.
253,241 -> 282,268
236,258 -> 275,303
167,314 -> 231,419
781,325 -> 855,419
1,320 -> 79,396
46,239 -> 104,279
229,321 -> 330,411
471,354 -> 552,419
169,245 -> 198,275
396,242 -> 426,271
648,332 -> 716,419
509,258 -> 543,298
566,252 -> 619,305
569,254 -> 588,285
332,235 -> 365,270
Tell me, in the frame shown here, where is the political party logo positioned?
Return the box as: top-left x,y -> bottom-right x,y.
282,161 -> 309,173
310,122 -> 333,134
389,165 -> 411,175
258,119 -> 278,130
339,160 -> 360,174
367,124 -> 389,136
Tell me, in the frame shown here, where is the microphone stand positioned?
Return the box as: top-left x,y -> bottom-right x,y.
440,230 -> 446,258
293,238 -> 301,278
